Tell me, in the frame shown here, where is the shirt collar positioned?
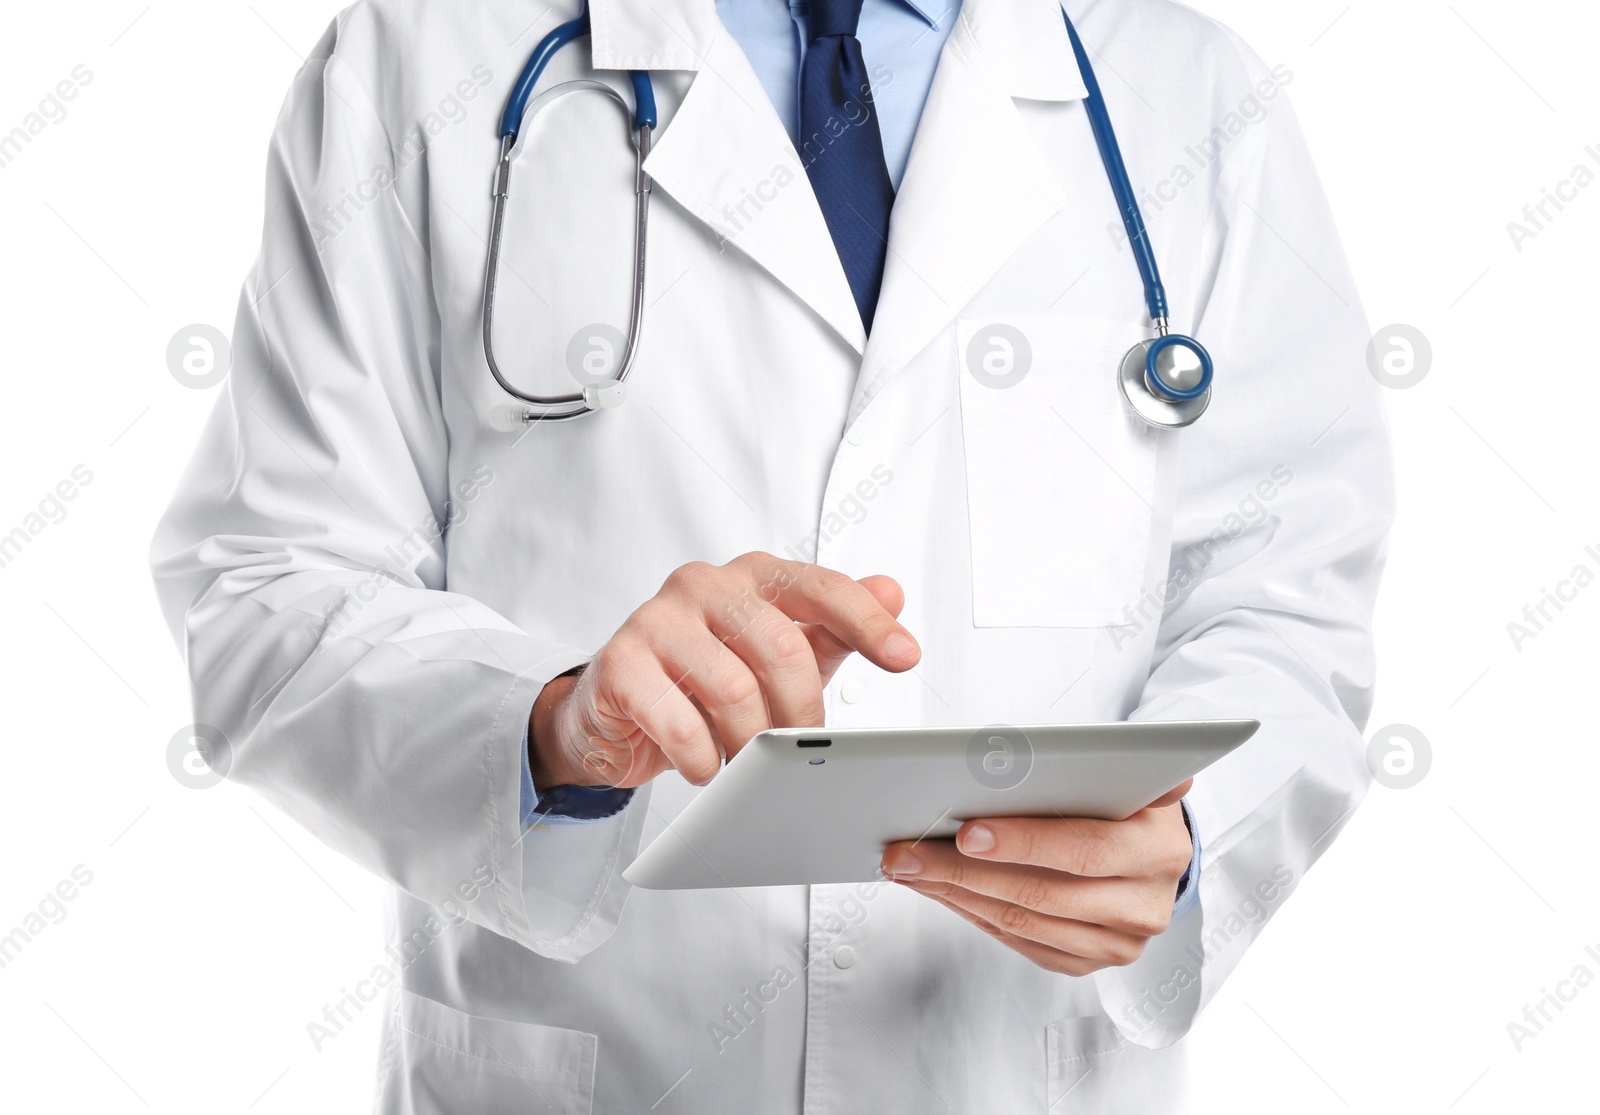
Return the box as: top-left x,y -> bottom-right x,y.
591,0 -> 1086,102
590,0 -> 950,69
896,0 -> 953,29
787,0 -> 953,29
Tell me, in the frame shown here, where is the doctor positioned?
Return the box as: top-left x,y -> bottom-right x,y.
153,0 -> 1392,1110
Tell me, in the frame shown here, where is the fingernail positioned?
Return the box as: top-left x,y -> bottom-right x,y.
960,824 -> 996,855
884,633 -> 918,661
886,849 -> 922,878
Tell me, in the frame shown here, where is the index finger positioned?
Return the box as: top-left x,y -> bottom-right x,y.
803,575 -> 906,686
758,562 -> 920,673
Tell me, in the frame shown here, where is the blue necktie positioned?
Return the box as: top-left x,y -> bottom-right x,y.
799,0 -> 896,330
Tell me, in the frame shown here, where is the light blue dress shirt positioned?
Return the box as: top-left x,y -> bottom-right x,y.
521,0 -> 1201,909
716,0 -> 958,189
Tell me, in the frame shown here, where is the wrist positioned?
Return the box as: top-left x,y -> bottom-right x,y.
529,670 -> 584,788
1172,799 -> 1200,907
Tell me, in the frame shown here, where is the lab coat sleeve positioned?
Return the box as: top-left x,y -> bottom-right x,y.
1091,34 -> 1394,1047
149,21 -> 642,964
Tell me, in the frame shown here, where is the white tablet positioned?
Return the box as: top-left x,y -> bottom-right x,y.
623,719 -> 1258,890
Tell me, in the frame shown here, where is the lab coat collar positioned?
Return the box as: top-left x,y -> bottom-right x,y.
846,0 -> 1089,422
588,0 -> 720,72
635,10 -> 869,352
961,0 -> 1089,103
589,0 -> 1091,365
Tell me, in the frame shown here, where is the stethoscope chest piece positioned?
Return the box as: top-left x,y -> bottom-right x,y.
1118,333 -> 1212,429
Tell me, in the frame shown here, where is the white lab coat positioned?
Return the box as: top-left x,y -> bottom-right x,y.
151,0 -> 1393,1110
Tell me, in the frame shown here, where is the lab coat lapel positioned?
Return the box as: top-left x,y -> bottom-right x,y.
847,0 -> 1089,423
640,27 -> 868,354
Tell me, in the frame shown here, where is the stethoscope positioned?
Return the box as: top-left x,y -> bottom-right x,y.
483,8 -> 1213,429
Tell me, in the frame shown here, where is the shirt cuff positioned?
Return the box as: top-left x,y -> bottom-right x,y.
519,728 -> 634,826
1172,797 -> 1201,913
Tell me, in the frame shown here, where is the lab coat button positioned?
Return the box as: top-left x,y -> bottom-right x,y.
833,946 -> 856,969
840,680 -> 864,704
846,424 -> 865,446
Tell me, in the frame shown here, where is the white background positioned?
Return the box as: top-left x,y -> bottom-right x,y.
1,1 -> 1595,1112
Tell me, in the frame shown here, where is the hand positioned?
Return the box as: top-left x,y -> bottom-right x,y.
530,552 -> 920,789
880,781 -> 1194,975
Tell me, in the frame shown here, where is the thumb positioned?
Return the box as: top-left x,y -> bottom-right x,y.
1145,778 -> 1194,810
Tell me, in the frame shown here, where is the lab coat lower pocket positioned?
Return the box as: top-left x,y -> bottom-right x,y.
957,316 -> 1160,627
394,989 -> 597,1115
1046,1015 -> 1128,1108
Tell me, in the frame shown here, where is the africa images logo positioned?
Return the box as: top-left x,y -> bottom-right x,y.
1504,544 -> 1600,651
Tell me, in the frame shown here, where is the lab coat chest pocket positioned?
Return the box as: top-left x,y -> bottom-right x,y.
394,989 -> 597,1115
957,316 -> 1159,627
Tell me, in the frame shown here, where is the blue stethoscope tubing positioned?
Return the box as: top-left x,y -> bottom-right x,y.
496,15 -> 656,139
482,6 -> 1213,428
1061,11 -> 1213,426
